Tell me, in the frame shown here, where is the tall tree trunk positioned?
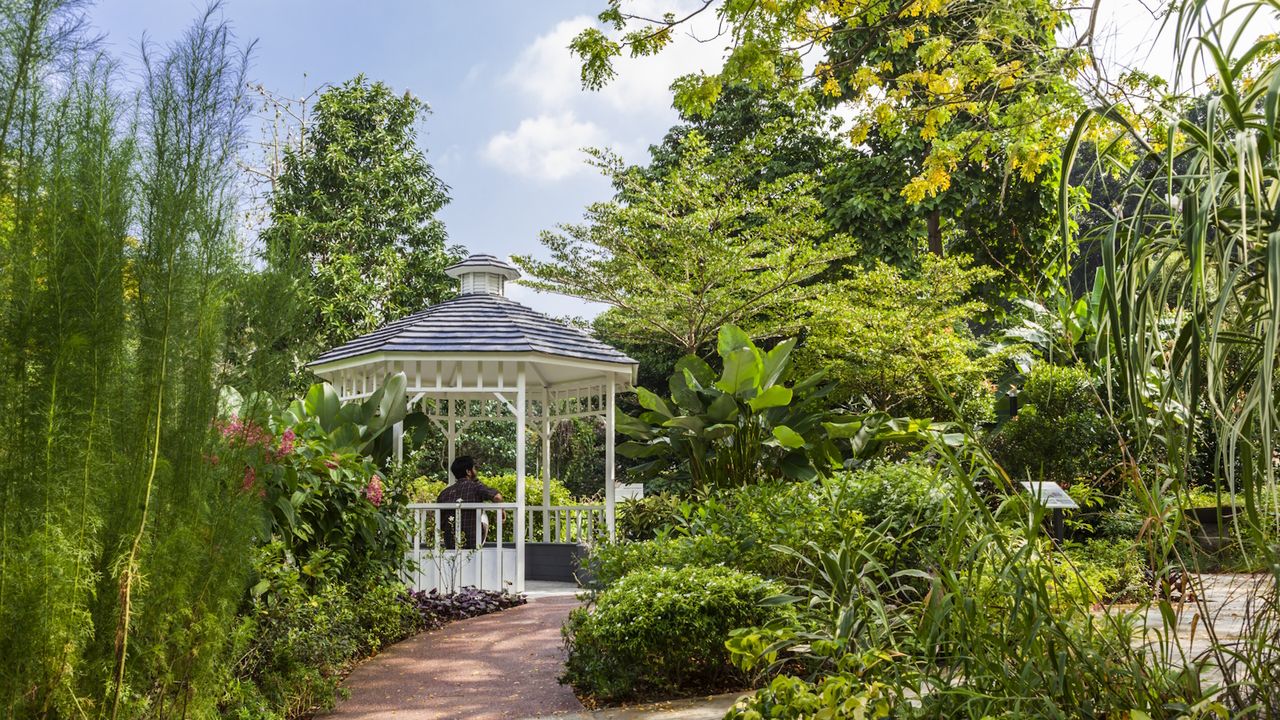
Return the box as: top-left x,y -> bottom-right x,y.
927,209 -> 943,256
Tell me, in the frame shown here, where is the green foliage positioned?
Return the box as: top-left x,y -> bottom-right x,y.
1063,538 -> 1153,604
585,534 -> 741,590
0,7 -> 261,716
572,0 -> 1084,298
405,473 -> 576,507
260,75 -> 460,390
798,254 -> 999,424
222,546 -> 421,720
515,128 -> 849,357
222,377 -> 413,587
989,363 -> 1122,489
561,566 -> 789,702
837,462 -> 946,571
1066,1 -> 1280,555
725,673 -> 899,720
615,493 -> 684,541
617,325 -> 838,489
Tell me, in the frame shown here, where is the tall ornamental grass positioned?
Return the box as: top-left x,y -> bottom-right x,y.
0,3 -> 259,717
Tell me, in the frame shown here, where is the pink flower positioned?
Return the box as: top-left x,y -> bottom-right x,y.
365,475 -> 384,507
241,465 -> 257,492
276,428 -> 296,458
324,452 -> 340,469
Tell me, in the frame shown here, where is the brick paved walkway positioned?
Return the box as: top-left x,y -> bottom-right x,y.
325,595 -> 584,720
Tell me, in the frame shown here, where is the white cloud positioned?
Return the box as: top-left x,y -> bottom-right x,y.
485,2 -> 729,180
505,6 -> 726,117
482,112 -> 606,180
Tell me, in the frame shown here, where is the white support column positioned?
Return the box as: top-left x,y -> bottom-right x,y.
541,389 -> 552,541
515,365 -> 527,593
392,421 -> 404,465
605,373 -> 617,541
446,398 -> 456,483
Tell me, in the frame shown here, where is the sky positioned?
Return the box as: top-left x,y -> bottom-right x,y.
85,1 -> 1272,320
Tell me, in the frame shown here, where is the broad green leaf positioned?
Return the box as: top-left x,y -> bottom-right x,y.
636,386 -> 675,418
669,370 -> 704,412
717,324 -> 753,357
748,384 -> 792,411
704,423 -> 735,440
761,337 -> 796,387
717,347 -> 762,395
772,424 -> 805,448
707,393 -> 738,422
664,416 -> 706,433
676,354 -> 716,388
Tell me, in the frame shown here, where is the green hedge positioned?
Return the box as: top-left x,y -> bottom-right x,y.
562,566 -> 789,702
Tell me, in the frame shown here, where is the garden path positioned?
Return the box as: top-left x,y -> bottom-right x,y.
326,593 -> 584,720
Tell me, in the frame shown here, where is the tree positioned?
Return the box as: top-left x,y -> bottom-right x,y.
515,127 -> 849,358
572,0 -> 1087,303
260,75 -> 459,387
797,255 -> 998,424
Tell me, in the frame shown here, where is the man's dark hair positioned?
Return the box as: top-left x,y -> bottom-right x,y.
450,455 -> 476,481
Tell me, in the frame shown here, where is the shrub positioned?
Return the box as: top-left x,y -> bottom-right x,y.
616,493 -> 684,541
838,461 -> 945,570
222,568 -> 421,720
725,673 -> 902,720
405,473 -> 576,507
561,566 -> 788,702
989,363 -> 1123,490
680,480 -> 867,580
586,534 -> 740,589
1064,538 -> 1153,604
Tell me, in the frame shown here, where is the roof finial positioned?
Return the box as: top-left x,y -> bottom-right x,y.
445,253 -> 521,296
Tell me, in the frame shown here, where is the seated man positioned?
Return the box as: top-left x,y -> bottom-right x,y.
436,455 -> 503,549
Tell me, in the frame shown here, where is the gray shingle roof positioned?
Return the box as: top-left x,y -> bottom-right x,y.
444,253 -> 520,280
308,293 -> 637,367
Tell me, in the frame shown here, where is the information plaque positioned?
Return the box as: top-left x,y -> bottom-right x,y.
1019,481 -> 1079,510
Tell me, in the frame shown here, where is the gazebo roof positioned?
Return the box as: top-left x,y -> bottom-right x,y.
309,293 -> 636,367
307,253 -> 636,375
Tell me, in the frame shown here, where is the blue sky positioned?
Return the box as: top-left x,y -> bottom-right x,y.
87,1 -> 1264,319
88,1 -> 733,318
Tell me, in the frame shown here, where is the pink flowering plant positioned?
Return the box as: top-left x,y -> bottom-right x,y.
216,375 -> 412,588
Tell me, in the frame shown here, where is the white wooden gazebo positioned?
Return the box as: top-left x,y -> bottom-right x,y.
307,253 -> 637,592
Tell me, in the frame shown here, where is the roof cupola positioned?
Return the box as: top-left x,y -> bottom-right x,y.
445,253 -> 521,296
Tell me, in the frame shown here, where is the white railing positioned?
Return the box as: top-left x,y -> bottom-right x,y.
528,505 -> 608,544
404,503 -> 520,593
403,502 -> 607,593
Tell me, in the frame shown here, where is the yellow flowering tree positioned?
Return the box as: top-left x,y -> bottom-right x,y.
572,0 -> 1091,302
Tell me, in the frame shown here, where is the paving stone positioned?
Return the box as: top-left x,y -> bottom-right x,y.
325,596 -> 584,720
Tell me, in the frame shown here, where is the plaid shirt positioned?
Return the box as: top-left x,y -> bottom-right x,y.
436,479 -> 500,549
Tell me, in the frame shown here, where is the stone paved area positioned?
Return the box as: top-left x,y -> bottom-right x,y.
325,595 -> 584,720
1136,573 -> 1272,662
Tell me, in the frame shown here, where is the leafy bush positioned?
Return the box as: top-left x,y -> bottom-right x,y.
405,473 -> 577,507
989,363 -> 1122,490
1064,538 -> 1152,604
616,493 -> 685,540
797,254 -> 999,427
561,566 -> 789,702
839,462 -> 945,570
223,552 -> 422,720
585,534 -> 740,589
725,673 -> 901,720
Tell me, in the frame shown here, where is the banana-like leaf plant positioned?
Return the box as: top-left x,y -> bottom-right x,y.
223,372 -> 408,455
616,325 -> 840,490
